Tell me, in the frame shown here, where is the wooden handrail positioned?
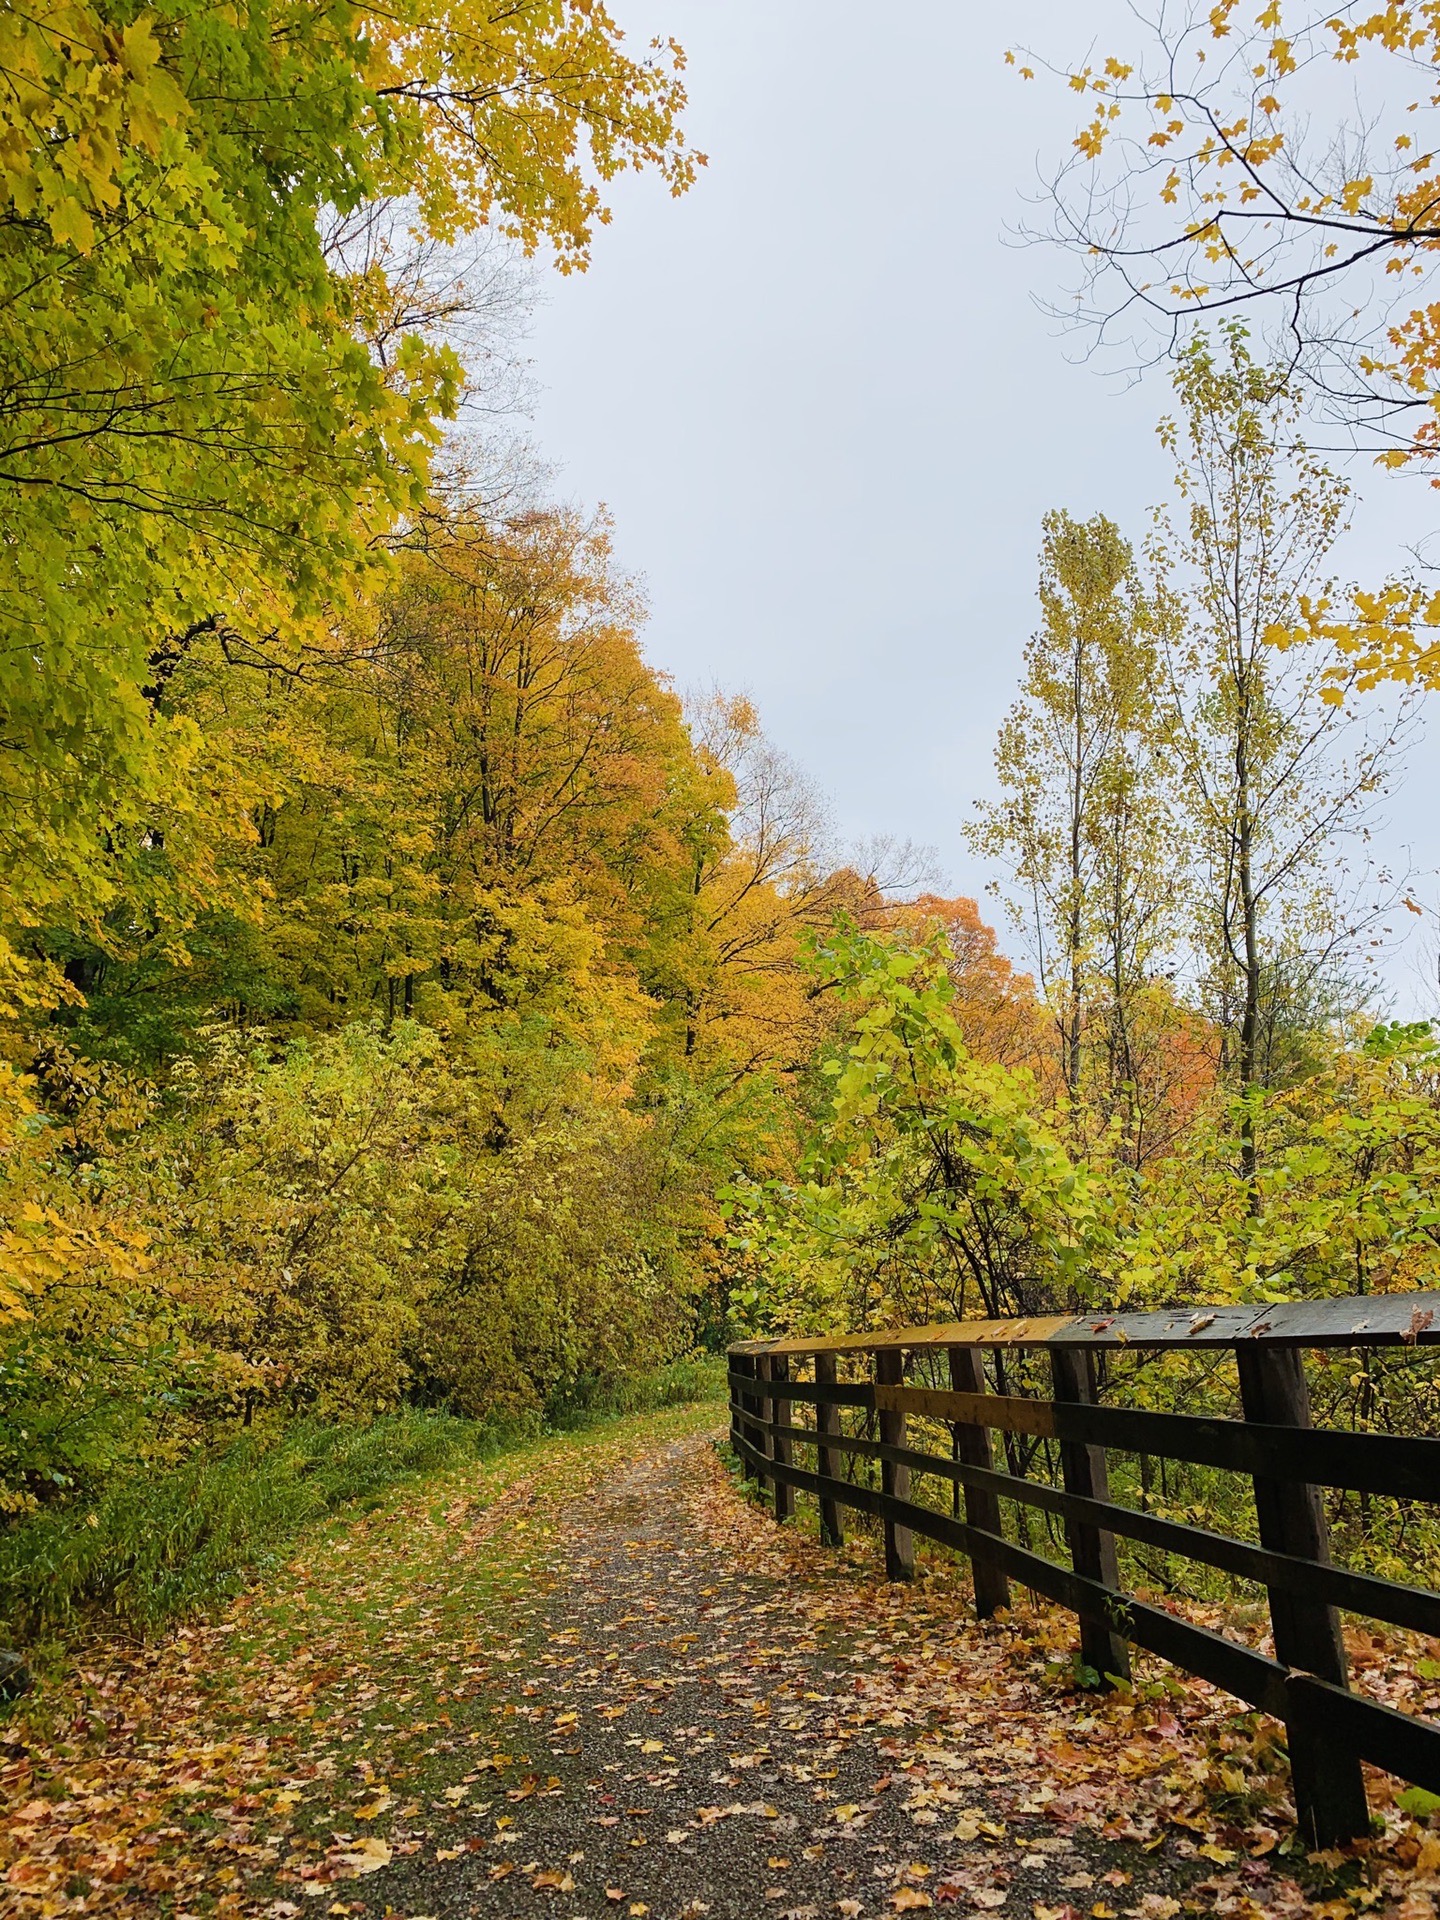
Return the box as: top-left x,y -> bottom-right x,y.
730,1289 -> 1440,1356
727,1292 -> 1440,1852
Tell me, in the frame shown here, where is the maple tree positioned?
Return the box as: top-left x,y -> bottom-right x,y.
1,471 -> 875,1516
729,922 -> 1106,1335
876,893 -> 1048,1075
0,0 -> 700,1008
1036,2 -> 1440,464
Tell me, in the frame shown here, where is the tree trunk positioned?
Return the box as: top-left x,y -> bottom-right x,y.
1235,677 -> 1260,1200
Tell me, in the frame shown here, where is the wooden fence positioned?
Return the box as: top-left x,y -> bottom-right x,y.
727,1292 -> 1440,1849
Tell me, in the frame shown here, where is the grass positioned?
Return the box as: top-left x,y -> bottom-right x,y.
542,1351 -> 727,1426
0,1355 -> 727,1646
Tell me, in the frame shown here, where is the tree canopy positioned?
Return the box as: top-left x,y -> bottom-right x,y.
0,0 -> 701,1004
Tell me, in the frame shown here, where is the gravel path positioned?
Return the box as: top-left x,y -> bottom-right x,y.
380,1432 -> 1207,1920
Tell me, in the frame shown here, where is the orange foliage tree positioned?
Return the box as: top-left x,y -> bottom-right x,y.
876,894 -> 1050,1074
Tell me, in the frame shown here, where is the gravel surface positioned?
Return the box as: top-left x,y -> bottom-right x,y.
379,1432 -> 1207,1920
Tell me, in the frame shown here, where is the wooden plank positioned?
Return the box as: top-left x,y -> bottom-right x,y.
728,1289 -> 1440,1358
814,1353 -> 844,1548
1051,1346 -> 1130,1686
758,1412 -> 1440,1639
876,1349 -> 915,1582
1054,1401 -> 1440,1501
874,1383 -> 1057,1439
980,1527 -> 1289,1714
1235,1344 -> 1369,1847
736,1316 -> 1073,1358
771,1355 -> 795,1524
1237,1295 -> 1440,1349
949,1345 -> 1009,1618
1288,1675 -> 1440,1797
727,1372 -> 873,1408
963,1452 -> 1440,1639
1119,1592 -> 1290,1717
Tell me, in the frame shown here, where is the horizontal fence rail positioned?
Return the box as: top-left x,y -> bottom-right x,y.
727,1291 -> 1440,1850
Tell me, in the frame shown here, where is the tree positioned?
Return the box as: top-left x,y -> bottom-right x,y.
969,510 -> 1180,1147
665,693 -> 858,1080
1029,4 -> 1440,466
876,894 -> 1049,1074
71,503 -> 712,1049
0,0 -> 700,1006
1022,4 -> 1440,695
1150,328 -> 1414,1182
728,922 -> 1104,1335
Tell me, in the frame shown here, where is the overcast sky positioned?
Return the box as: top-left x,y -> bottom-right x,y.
520,0 -> 1440,1010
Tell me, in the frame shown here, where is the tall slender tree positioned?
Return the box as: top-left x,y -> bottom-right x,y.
970,509 -> 1178,1147
1150,327 -> 1414,1186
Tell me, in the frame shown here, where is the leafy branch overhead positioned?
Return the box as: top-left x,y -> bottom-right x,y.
0,0 -> 701,1005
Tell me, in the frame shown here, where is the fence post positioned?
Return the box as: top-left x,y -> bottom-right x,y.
1234,1344 -> 1370,1848
729,1351 -> 745,1469
1049,1345 -> 1131,1686
947,1345 -> 1010,1619
875,1347 -> 915,1581
771,1354 -> 795,1523
754,1353 -> 774,1499
814,1352 -> 845,1547
737,1354 -> 761,1480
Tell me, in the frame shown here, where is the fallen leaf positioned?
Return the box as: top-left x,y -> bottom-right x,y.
336,1837 -> 390,1876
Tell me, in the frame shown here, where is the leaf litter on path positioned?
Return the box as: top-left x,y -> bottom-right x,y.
2,1401 -> 1438,1918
